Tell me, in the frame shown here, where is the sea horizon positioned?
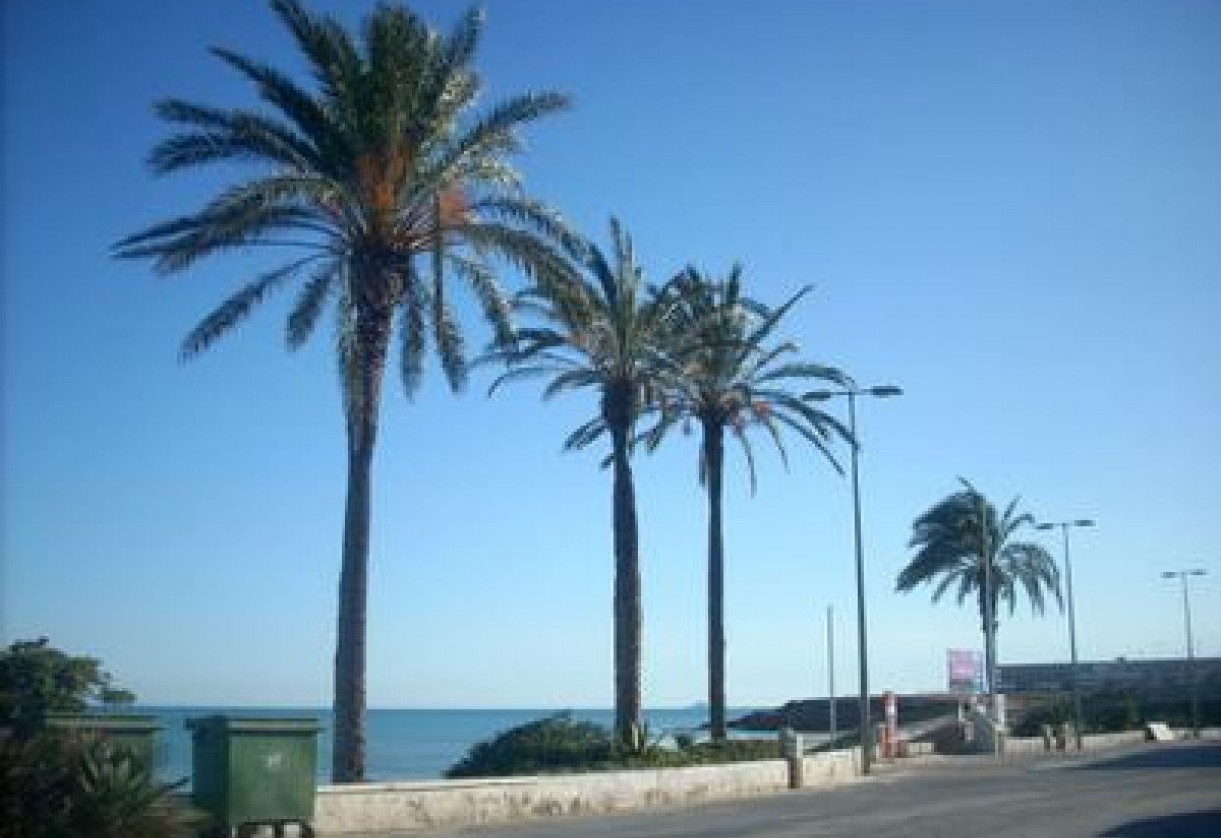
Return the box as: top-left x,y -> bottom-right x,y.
128,704 -> 766,784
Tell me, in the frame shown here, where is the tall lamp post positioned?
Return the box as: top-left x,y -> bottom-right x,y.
827,604 -> 837,743
805,384 -> 902,775
1161,568 -> 1207,737
1035,519 -> 1095,749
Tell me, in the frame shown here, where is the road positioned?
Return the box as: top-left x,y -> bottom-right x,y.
430,741 -> 1221,838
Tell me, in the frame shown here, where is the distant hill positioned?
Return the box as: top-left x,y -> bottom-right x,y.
730,693 -> 968,732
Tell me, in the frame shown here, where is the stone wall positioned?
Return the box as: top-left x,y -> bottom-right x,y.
314,759 -> 792,835
309,730 -> 1159,835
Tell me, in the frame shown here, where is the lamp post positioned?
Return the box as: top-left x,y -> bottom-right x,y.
1161,568 -> 1207,737
805,384 -> 902,775
827,604 -> 837,743
1035,519 -> 1095,749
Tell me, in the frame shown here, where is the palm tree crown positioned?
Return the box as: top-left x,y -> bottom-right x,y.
895,478 -> 1062,689
488,218 -> 680,448
643,266 -> 851,487
485,218 -> 681,749
114,0 -> 577,782
115,0 -> 578,392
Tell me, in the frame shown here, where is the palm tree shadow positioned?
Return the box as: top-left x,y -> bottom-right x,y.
1098,810 -> 1221,837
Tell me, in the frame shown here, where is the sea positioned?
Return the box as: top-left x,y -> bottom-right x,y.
131,706 -> 764,785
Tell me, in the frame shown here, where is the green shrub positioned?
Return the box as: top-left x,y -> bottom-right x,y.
445,713 -> 614,778
445,714 -> 782,779
619,738 -> 781,769
1,639 -> 134,740
0,733 -> 203,838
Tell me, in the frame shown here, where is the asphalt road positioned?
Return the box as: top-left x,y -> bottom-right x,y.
432,741 -> 1221,838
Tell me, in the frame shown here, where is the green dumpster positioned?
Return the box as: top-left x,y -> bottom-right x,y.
187,715 -> 321,833
44,713 -> 164,768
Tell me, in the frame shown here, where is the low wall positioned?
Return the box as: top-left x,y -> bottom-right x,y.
313,749 -> 878,835
793,748 -> 862,788
315,759 -> 791,835
257,728 -> 1172,835
1002,729 -> 1148,757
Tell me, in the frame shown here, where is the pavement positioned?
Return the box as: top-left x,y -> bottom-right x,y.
410,740 -> 1221,838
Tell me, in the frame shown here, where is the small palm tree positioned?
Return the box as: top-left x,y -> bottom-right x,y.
895,479 -> 1062,692
485,219 -> 679,750
114,0 -> 578,781
642,266 -> 850,739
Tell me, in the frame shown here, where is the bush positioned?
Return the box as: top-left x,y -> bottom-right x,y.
624,738 -> 781,769
445,713 -> 782,779
0,733 -> 203,838
445,713 -> 613,778
1010,691 -> 1221,736
0,638 -> 134,739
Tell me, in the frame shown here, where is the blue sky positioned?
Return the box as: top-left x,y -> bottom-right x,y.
3,0 -> 1219,708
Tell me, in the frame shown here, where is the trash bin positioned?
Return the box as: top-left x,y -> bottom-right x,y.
188,715 -> 321,834
44,713 -> 164,768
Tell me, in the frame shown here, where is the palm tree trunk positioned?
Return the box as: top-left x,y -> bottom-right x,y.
978,586 -> 999,696
332,302 -> 391,783
607,397 -> 642,750
703,419 -> 727,740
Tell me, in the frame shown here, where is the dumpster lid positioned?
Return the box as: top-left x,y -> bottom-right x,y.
45,713 -> 165,732
186,715 -> 322,734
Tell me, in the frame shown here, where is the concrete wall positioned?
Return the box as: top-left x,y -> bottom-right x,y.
1002,729 -> 1148,757
310,730 -> 1158,835
315,759 -> 792,835
793,748 -> 862,789
312,749 -> 879,835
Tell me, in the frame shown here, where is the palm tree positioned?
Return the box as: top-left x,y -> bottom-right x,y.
641,266 -> 850,739
485,219 -> 679,750
114,0 -> 578,782
895,479 -> 1062,693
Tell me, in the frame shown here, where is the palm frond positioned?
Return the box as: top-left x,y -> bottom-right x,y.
149,99 -> 319,172
398,272 -> 429,398
287,261 -> 339,349
432,287 -> 467,393
208,46 -> 341,161
180,258 -> 316,359
470,196 -> 587,260
562,416 -> 608,452
728,424 -> 759,495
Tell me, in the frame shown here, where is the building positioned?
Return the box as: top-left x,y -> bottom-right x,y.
999,657 -> 1221,696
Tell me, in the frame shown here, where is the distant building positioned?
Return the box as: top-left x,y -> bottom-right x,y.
999,657 -> 1221,696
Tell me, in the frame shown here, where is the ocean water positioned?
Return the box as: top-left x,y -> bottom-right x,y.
134,706 -> 761,784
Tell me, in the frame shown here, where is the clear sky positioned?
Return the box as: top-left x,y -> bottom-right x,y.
3,0 -> 1219,709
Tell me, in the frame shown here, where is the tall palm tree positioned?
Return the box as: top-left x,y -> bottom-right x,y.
113,0 -> 578,782
642,267 -> 850,739
485,219 -> 679,750
895,479 -> 1062,693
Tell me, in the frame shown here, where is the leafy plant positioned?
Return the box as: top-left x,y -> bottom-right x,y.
0,733 -> 203,838
444,713 -> 782,778
444,713 -> 613,778
0,638 -> 135,739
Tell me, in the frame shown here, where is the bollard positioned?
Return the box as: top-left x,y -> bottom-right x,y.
779,728 -> 803,788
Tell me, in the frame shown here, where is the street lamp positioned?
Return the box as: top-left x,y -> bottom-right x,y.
1161,568 -> 1207,737
805,383 -> 902,775
1035,518 -> 1095,749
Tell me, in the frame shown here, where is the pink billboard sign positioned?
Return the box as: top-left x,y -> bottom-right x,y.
947,649 -> 983,694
